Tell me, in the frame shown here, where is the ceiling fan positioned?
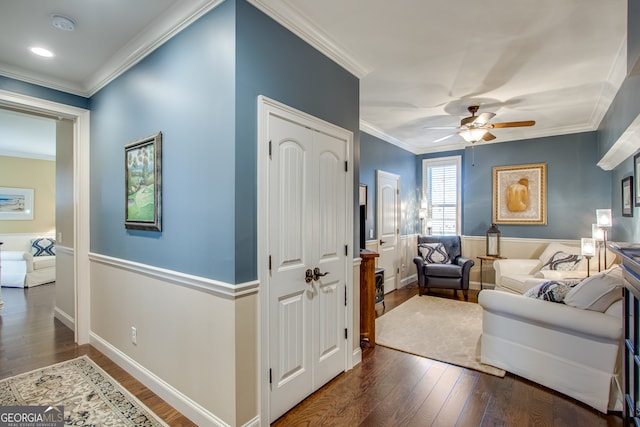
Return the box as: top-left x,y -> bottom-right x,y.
431,106 -> 535,143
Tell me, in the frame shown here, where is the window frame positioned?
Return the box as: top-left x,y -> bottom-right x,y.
422,155 -> 462,236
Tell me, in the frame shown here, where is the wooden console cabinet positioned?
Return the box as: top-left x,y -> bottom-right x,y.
360,249 -> 379,347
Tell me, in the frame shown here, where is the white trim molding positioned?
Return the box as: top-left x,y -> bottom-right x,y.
88,253 -> 259,299
247,0 -> 371,79
0,89 -> 91,345
54,307 -> 75,330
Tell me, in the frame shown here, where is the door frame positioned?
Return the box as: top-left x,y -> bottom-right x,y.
0,89 -> 91,344
376,170 -> 401,293
257,95 -> 354,423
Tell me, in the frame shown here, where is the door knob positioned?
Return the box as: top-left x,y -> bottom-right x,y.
380,240 -> 386,245
313,267 -> 329,281
305,269 -> 314,283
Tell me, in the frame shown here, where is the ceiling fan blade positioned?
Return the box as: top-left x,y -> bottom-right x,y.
490,120 -> 535,128
433,133 -> 456,143
482,132 -> 496,141
472,112 -> 496,125
423,126 -> 458,130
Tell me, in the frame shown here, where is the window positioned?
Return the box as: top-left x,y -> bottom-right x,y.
422,156 -> 461,236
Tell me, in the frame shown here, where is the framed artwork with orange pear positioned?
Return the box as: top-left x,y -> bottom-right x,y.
492,163 -> 547,225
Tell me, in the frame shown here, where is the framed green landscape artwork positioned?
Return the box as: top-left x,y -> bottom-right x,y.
125,132 -> 162,231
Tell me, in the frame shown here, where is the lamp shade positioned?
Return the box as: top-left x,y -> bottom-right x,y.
592,224 -> 605,241
596,209 -> 612,228
486,223 -> 500,257
459,128 -> 487,143
581,238 -> 596,257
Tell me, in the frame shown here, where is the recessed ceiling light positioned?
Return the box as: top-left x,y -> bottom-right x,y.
30,47 -> 54,58
51,14 -> 76,31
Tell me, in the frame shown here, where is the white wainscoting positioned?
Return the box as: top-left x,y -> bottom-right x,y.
365,235 -> 418,289
88,253 -> 258,427
461,235 -> 581,289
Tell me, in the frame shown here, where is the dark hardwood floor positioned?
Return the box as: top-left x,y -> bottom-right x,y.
273,283 -> 624,427
0,283 -> 196,426
0,282 -> 624,426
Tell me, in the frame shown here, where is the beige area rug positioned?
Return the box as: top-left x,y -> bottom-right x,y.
0,356 -> 169,426
375,295 -> 506,377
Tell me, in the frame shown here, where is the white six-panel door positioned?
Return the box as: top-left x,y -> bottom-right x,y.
376,170 -> 400,294
267,114 -> 347,422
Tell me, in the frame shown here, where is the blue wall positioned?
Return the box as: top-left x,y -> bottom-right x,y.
235,0 -> 359,282
89,0 -> 359,284
461,132 -> 611,239
381,133 -> 612,240
360,132 -> 418,238
90,1 -> 238,282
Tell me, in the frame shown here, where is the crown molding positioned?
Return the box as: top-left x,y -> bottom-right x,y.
0,65 -> 86,97
590,36 -> 627,130
0,149 -> 55,161
1,0 -> 225,97
360,120 -> 418,154
247,0 -> 372,78
85,0 -> 225,96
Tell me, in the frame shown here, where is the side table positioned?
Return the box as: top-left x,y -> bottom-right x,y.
477,255 -> 505,290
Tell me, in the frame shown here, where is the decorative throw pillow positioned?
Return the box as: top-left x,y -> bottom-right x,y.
31,237 -> 56,257
523,280 -> 579,302
418,243 -> 450,264
564,266 -> 624,312
540,251 -> 583,271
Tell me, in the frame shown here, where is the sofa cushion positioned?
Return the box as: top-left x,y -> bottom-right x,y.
524,280 -> 579,302
32,255 -> 55,270
424,263 -> 461,278
31,237 -> 56,256
564,266 -> 624,312
540,251 -> 583,271
419,243 -> 450,264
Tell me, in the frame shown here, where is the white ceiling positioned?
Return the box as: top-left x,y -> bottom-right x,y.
0,0 -> 628,156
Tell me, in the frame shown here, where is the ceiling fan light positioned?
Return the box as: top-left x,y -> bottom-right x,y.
459,128 -> 487,143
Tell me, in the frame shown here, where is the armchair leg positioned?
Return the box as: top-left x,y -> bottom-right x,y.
462,290 -> 468,301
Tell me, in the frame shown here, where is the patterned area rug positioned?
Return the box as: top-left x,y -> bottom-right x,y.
0,356 -> 168,426
375,295 -> 506,377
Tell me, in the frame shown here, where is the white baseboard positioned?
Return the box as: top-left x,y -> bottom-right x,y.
400,274 -> 417,287
90,332 -> 229,427
352,346 -> 362,367
242,416 -> 260,427
54,306 -> 75,330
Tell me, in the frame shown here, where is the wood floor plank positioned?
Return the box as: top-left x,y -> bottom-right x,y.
0,284 -> 196,426
1,281 -> 625,427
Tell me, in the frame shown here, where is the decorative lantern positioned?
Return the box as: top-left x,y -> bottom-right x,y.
486,224 -> 501,257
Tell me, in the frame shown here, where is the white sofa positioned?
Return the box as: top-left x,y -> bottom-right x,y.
494,242 -> 616,294
0,233 -> 56,288
479,267 -> 625,413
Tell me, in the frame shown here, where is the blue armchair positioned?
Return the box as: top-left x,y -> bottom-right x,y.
413,235 -> 475,300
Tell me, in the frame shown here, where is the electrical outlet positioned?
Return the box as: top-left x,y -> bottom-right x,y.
131,326 -> 137,345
